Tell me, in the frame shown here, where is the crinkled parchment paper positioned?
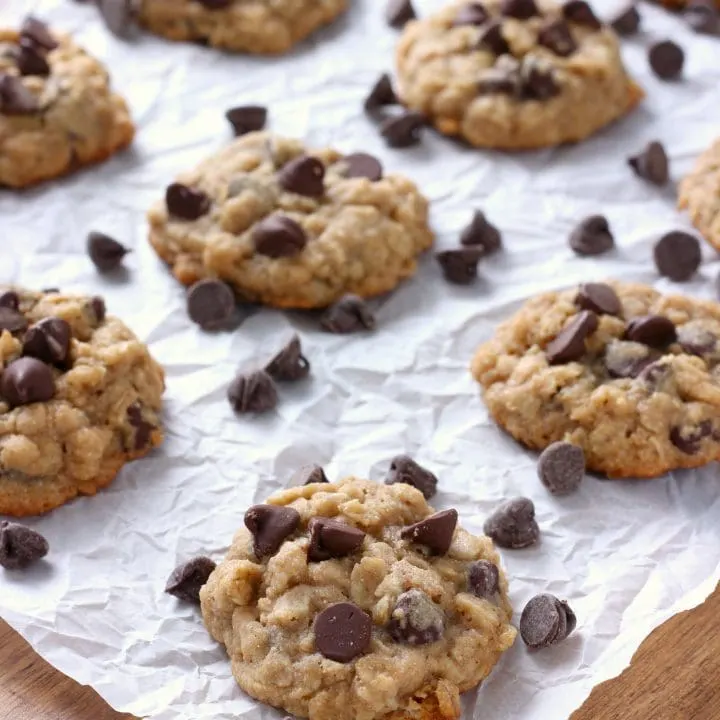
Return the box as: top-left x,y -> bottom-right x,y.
1,0 -> 719,718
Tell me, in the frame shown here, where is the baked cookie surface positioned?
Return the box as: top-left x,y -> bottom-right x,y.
472,282 -> 720,478
200,477 -> 516,720
148,132 -> 434,308
137,0 -> 348,54
0,288 -> 164,517
679,138 -> 720,251
0,19 -> 134,188
395,0 -> 642,149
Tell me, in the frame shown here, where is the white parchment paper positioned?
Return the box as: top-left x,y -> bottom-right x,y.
1,0 -> 719,717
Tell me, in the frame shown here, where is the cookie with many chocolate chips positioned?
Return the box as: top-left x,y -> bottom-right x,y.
0,18 -> 134,188
200,477 -> 516,720
0,287 -> 164,516
471,281 -> 720,478
148,132 -> 433,309
394,0 -> 642,149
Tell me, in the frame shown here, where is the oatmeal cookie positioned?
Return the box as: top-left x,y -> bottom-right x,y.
0,287 -> 164,516
471,282 -> 720,478
679,138 -> 720,251
147,132 -> 434,308
200,477 -> 516,720
395,0 -> 643,149
137,0 -> 348,55
0,18 -> 134,188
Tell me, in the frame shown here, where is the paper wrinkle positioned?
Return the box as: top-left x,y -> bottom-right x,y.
1,0 -> 719,718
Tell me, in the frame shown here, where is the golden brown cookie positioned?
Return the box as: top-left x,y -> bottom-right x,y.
678,138 -> 720,251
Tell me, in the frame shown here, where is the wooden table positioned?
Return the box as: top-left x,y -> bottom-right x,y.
2,584 -> 719,719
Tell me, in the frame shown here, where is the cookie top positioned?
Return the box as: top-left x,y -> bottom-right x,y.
0,287 -> 164,516
0,18 -> 134,188
147,132 -> 434,309
395,0 -> 642,149
679,138 -> 720,251
137,0 -> 348,55
200,477 -> 515,720
472,282 -> 720,478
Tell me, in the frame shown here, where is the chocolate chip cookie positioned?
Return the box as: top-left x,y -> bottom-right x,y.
200,477 -> 516,720
395,0 -> 643,149
137,0 -> 348,54
678,138 -> 720,251
147,132 -> 434,309
0,18 -> 134,188
471,282 -> 720,478
0,287 -> 164,516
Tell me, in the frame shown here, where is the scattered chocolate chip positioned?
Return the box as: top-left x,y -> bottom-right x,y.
562,0 -> 601,28
545,310 -> 599,364
610,4 -> 640,35
388,589 -> 445,645
436,248 -> 483,285
575,283 -> 621,316
16,41 -> 50,77
315,602 -> 372,662
625,315 -> 676,347
520,594 -> 575,648
186,279 -> 235,330
677,324 -> 716,357
386,0 -> 417,28
90,296 -> 106,323
252,215 -> 307,258
0,291 -> 19,310
604,340 -> 652,379
225,105 -> 267,136
502,0 -> 539,18
649,40 -> 684,80
520,57 -> 559,100
87,231 -> 129,272
460,211 -> 502,255
380,111 -> 426,148
670,421 -> 712,455
23,318 -> 71,367
41,288 -> 59,294
468,560 -> 500,599
453,3 -> 489,26
0,521 -> 49,570
537,442 -> 585,496
244,504 -> 300,559
198,0 -> 232,7
401,509 -> 458,555
227,370 -> 278,414
97,0 -> 136,36
1,357 -> 54,408
164,556 -> 216,604
685,0 -> 719,35
291,464 -> 329,485
538,19 -> 577,57
166,183 -> 211,220
478,56 -> 522,95
653,231 -> 701,282
307,518 -> 366,562
477,21 -> 510,55
0,306 -> 28,334
127,402 -> 154,449
364,73 -> 397,113
265,335 -> 310,382
628,141 -> 668,186
277,155 -> 325,198
483,497 -> 540,549
385,455 -> 438,499
320,294 -> 375,334
0,74 -> 39,114
569,215 -> 614,256
20,16 -> 58,50
343,153 -> 383,181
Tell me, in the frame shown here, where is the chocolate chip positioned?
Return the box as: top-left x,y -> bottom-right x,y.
20,17 -> 58,50
245,504 -> 300,559
315,602 -> 372,662
0,306 -> 28,334
343,153 -> 383,181
569,215 -> 614,256
575,283 -> 621,316
291,464 -> 329,485
386,0 -> 416,28
0,522 -> 49,570
320,294 -> 375,334
97,0 -> 136,36
562,0 -> 601,28
537,441 -> 585,496
90,296 -> 106,323
23,318 -> 71,367
228,370 -> 278,414
166,183 -> 211,220
483,497 -> 540,549
654,231 -> 701,282
453,3 -> 489,26
478,21 -> 510,55
265,335 -> 310,382
198,0 -> 232,7
685,0 -> 719,35
252,215 -> 307,258
307,517 -> 366,562
468,560 -> 500,598
1,357 -> 54,408
387,589 -> 445,645
538,20 -> 577,57
364,73 -> 397,113
186,279 -> 235,330
520,594 -> 575,648
501,0 -> 539,19
610,4 -> 640,35
603,340 -> 652,379
87,231 -> 129,272
225,105 -> 267,136
520,57 -> 559,100
164,556 -> 216,604
380,111 -> 426,148
460,211 -> 502,255
436,248 -> 483,285
0,291 -> 19,310
385,455 -> 438,499
628,141 -> 668,186
16,41 -> 50,77
401,509 -> 458,555
478,57 -> 522,95
545,310 -> 599,364
625,315 -> 676,347
127,402 -> 154,449
670,421 -> 712,455
0,74 -> 39,114
277,155 -> 325,198
649,41 -> 684,80
638,359 -> 670,388
677,324 -> 716,357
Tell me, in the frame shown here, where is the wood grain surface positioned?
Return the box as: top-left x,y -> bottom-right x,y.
1,584 -> 718,720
